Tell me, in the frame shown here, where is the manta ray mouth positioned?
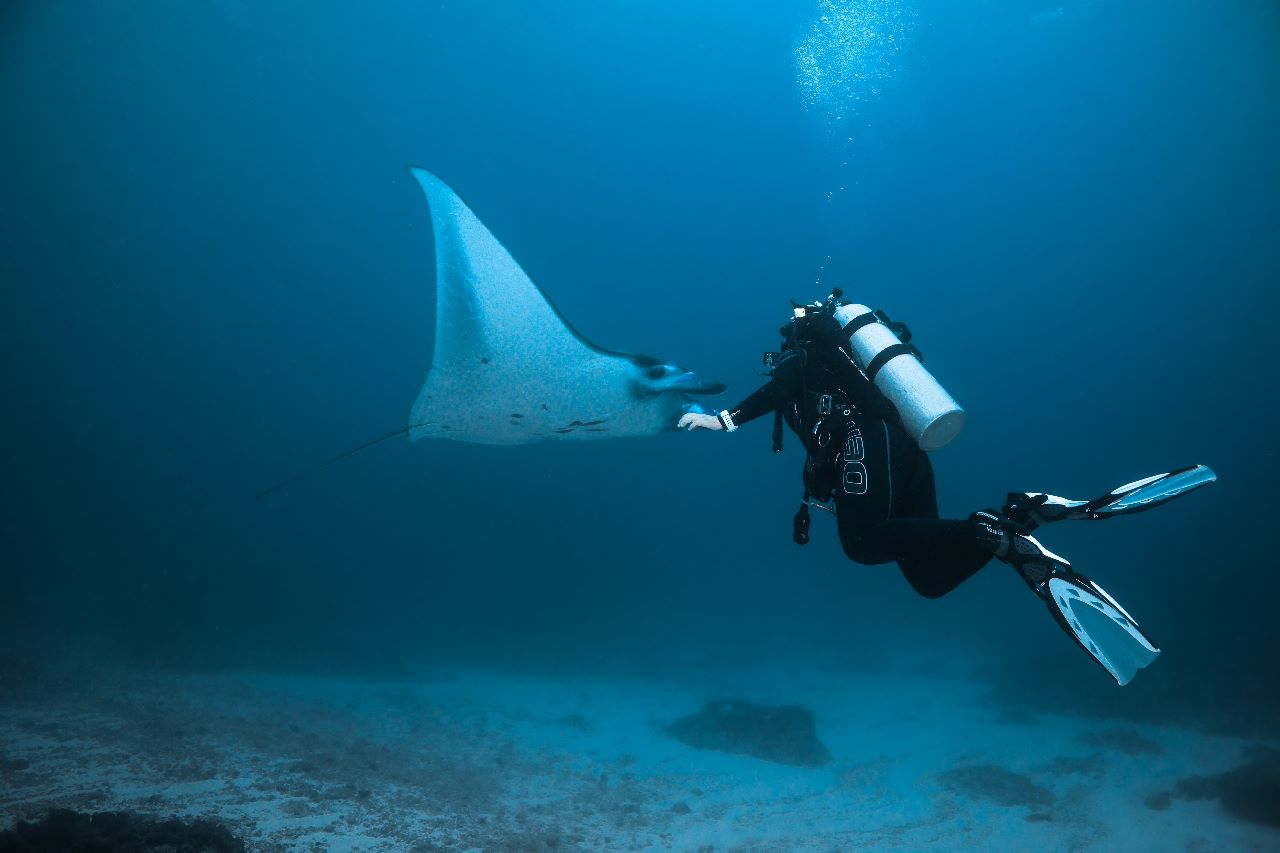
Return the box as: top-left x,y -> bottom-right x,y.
671,371 -> 727,396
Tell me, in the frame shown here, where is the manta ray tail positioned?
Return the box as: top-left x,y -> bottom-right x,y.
253,427 -> 408,499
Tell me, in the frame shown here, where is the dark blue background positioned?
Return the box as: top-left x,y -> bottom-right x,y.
3,0 -> 1277,734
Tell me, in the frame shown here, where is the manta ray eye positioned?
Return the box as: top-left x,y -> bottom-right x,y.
645,365 -> 668,380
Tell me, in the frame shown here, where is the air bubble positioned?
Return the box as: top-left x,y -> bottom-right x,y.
795,0 -> 916,130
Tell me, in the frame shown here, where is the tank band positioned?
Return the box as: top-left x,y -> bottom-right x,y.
866,343 -> 919,381
841,312 -> 879,336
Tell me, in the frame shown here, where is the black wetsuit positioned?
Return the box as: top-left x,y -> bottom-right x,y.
724,344 -> 993,598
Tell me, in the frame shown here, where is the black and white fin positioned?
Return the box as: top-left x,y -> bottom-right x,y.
1044,572 -> 1160,686
1009,464 -> 1216,528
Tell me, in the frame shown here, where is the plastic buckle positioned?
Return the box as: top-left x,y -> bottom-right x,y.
817,394 -> 832,416
805,495 -> 837,515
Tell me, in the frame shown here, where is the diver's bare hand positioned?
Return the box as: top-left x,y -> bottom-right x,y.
677,412 -> 724,431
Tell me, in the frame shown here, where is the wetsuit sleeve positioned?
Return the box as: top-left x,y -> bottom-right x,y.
721,353 -> 804,429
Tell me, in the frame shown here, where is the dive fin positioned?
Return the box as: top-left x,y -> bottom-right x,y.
998,530 -> 1160,685
1082,465 -> 1218,517
1004,464 -> 1216,532
1043,572 -> 1160,686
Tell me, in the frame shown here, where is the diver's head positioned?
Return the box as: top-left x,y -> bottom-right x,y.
781,288 -> 845,345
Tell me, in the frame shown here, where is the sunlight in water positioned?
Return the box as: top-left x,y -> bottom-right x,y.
795,0 -> 916,128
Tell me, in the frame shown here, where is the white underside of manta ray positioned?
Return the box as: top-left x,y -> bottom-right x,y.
407,167 -> 724,445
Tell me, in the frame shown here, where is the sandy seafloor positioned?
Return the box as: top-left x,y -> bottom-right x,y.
1,657 -> 1276,852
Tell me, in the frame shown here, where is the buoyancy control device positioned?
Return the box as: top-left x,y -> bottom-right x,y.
784,290 -> 965,452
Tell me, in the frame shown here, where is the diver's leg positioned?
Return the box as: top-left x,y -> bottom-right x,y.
835,420 -> 995,597
892,525 -> 995,597
841,515 -> 996,597
893,443 -> 996,597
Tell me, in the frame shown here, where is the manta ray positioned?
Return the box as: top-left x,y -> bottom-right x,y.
256,169 -> 725,496
407,166 -> 724,444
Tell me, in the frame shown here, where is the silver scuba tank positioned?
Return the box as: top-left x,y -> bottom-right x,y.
832,303 -> 966,451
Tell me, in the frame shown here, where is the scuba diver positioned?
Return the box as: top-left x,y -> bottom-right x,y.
676,290 -> 1215,685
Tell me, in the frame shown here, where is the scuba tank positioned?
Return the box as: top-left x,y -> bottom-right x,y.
831,302 -> 965,451
782,290 -> 965,452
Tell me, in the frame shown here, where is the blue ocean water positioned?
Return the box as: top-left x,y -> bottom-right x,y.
2,1 -> 1278,848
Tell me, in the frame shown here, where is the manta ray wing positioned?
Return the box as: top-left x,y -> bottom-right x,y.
408,168 -> 720,445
